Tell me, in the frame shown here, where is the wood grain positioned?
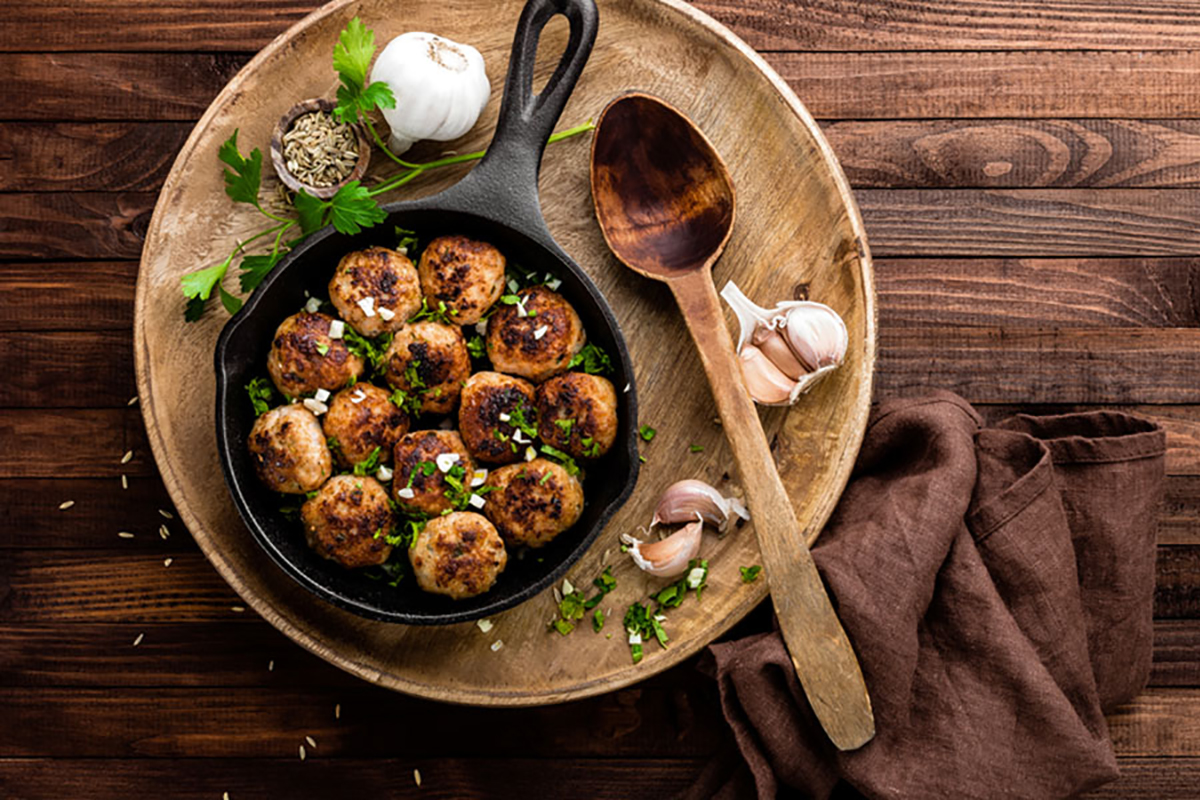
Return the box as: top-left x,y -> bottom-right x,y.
1079,758 -> 1200,799
0,262 -> 138,331
0,123 -> 189,192
0,193 -> 153,260
0,332 -> 135,407
0,478 -> 181,549
824,120 -> 1200,189
0,409 -> 153,478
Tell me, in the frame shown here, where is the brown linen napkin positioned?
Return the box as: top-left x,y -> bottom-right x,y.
687,392 -> 1166,800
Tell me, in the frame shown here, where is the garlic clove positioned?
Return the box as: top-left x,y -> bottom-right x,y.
751,322 -> 806,380
652,479 -> 750,533
739,344 -> 798,405
783,302 -> 848,371
622,519 -> 703,578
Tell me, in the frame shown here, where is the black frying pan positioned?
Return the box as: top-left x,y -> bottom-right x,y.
215,0 -> 639,625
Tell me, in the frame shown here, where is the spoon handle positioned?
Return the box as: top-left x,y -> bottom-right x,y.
668,268 -> 876,751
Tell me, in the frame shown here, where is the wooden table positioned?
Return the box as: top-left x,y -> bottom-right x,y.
2,1 -> 1198,796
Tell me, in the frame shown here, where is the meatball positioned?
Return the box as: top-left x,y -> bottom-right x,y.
321,383 -> 409,468
328,246 -> 422,336
416,235 -> 507,325
536,372 -> 618,460
392,430 -> 475,516
382,321 -> 471,415
247,404 -> 332,494
486,285 -> 586,382
301,475 -> 394,568
267,311 -> 365,398
457,371 -> 537,465
483,458 -> 584,548
409,511 -> 507,599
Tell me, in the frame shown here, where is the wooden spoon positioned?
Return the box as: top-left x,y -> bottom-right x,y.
590,92 -> 875,751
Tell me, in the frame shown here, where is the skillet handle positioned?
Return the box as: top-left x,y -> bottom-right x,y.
426,0 -> 598,233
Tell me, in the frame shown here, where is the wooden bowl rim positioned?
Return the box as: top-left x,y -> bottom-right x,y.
133,0 -> 876,706
268,97 -> 372,200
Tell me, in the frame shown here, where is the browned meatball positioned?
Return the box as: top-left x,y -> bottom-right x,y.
535,372 -> 618,460
416,235 -> 506,325
483,458 -> 584,548
267,311 -> 365,398
409,511 -> 507,599
247,404 -> 332,494
321,383 -> 409,468
392,430 -> 475,516
486,286 -> 585,382
328,246 -> 422,336
301,475 -> 394,568
457,371 -> 537,465
382,321 -> 471,415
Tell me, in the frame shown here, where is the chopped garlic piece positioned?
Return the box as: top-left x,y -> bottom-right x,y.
303,398 -> 328,415
305,297 -> 322,313
525,446 -> 537,462
687,567 -> 706,588
533,325 -> 549,340
513,430 -> 530,445
475,320 -> 488,336
468,493 -> 486,509
397,487 -> 415,499
624,383 -> 631,393
507,279 -> 519,293
377,306 -> 396,321
350,388 -> 367,404
357,296 -> 376,317
477,618 -> 493,633
328,320 -> 345,338
313,388 -> 330,403
562,578 -> 575,595
628,631 -> 642,646
516,297 -> 529,318
435,453 -> 460,472
498,412 -> 511,422
376,465 -> 393,482
490,639 -> 504,652
547,278 -> 562,291
470,469 -> 488,487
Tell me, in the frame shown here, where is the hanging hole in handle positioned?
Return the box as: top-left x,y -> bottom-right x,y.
531,14 -> 571,96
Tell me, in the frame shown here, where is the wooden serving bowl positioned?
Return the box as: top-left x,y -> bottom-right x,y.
269,98 -> 371,200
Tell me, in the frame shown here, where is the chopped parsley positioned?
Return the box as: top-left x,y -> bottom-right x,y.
343,327 -> 392,374
508,398 -> 538,438
568,343 -> 613,375
388,387 -> 422,415
554,418 -> 575,436
408,297 -> 459,325
638,424 -> 656,442
580,436 -> 602,458
245,376 -> 275,416
550,567 -> 617,637
540,444 -> 579,476
689,444 -> 704,453
466,334 -> 487,359
740,565 -> 763,583
592,608 -> 606,633
395,226 -> 419,255
538,471 -> 552,486
351,446 -> 382,477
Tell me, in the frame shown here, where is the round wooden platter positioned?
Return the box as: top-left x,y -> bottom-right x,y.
134,0 -> 875,706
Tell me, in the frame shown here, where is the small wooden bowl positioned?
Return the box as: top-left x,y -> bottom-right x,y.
269,98 -> 371,200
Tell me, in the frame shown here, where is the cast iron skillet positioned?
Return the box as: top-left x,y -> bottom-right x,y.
215,0 -> 639,625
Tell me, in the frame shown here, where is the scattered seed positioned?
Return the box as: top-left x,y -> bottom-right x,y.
299,744 -> 306,761
491,640 -> 504,652
282,111 -> 359,188
602,548 -> 611,565
121,474 -> 128,490
58,500 -> 75,510
132,632 -> 144,647
118,532 -> 135,539
163,558 -> 173,567
158,509 -> 174,520
128,395 -> 139,406
335,703 -> 341,720
120,450 -> 134,464
224,794 -> 230,800
159,524 -> 170,540
268,660 -> 274,672
305,735 -> 316,748
414,769 -> 422,787
231,606 -> 246,613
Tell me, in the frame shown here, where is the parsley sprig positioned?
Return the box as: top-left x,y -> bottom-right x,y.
178,17 -> 596,323
245,376 -> 275,416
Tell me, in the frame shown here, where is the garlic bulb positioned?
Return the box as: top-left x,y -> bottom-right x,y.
721,281 -> 848,406
622,518 -> 703,578
369,32 -> 491,155
651,479 -> 749,533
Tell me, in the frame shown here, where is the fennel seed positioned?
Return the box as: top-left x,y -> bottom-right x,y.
282,111 -> 358,188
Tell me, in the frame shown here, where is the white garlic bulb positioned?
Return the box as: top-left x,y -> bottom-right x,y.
369,32 -> 491,155
721,281 -> 848,406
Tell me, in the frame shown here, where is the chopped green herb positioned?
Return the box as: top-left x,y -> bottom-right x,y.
245,376 -> 275,416
638,424 -> 656,442
508,398 -> 538,438
580,436 -> 601,458
584,566 -> 616,609
343,327 -> 392,373
740,565 -> 763,583
408,297 -> 458,325
538,471 -> 552,486
395,226 -> 419,255
352,446 -> 382,477
316,342 -> 330,356
689,444 -> 704,453
592,608 -> 606,633
559,590 -> 586,621
402,357 -> 426,390
638,454 -> 647,464
568,343 -> 613,375
540,444 -> 580,476
388,387 -> 421,416
554,418 -> 575,436
551,619 -> 575,636
466,335 -> 487,359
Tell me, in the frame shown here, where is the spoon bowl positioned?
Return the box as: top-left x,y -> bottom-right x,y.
591,93 -> 735,277
590,92 -> 876,751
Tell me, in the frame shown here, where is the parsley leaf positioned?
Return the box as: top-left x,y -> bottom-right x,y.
740,565 -> 763,583
638,424 -> 656,442
184,295 -> 208,322
466,335 -> 487,359
395,226 -> 420,255
332,17 -> 396,124
408,297 -> 459,325
219,285 -> 243,314
180,253 -> 234,303
238,251 -> 282,293
218,129 -> 263,207
328,181 -> 388,235
568,342 -> 613,375
508,398 -> 538,438
293,189 -> 328,235
343,328 -> 392,375
592,608 -> 605,633
689,444 -> 704,453
245,376 -> 275,416
555,418 -> 575,436
352,446 -> 383,477
539,444 -> 579,476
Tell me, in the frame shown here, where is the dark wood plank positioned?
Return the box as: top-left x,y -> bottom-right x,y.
0,262 -> 137,331
0,331 -> 134,407
697,0 -> 1200,52
1161,476 -> 1200,546
0,193 -> 152,260
0,123 -> 188,191
2,548 -> 1193,622
0,757 -> 704,798
0,686 -> 725,757
1108,689 -> 1200,757
876,258 -> 1200,329
0,409 -> 153,478
0,53 -> 245,121
1079,758 -> 1200,799
824,120 -> 1200,189
1152,620 -> 1200,687
0,478 -> 187,550
858,189 -> 1200,257
772,51 -> 1200,120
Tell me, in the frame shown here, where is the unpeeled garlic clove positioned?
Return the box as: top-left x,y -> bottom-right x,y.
739,344 -> 797,405
622,518 -> 703,578
783,302 -> 848,371
751,323 -> 806,380
652,479 -> 749,533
